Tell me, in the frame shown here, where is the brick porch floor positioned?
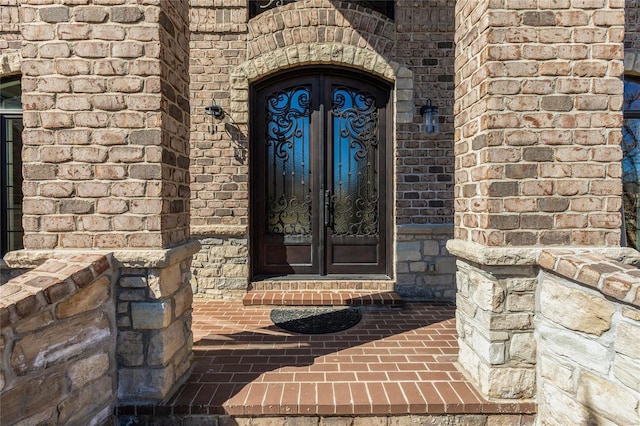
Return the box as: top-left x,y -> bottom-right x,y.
118,300 -> 536,419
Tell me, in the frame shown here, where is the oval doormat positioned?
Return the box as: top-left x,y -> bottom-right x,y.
270,307 -> 362,334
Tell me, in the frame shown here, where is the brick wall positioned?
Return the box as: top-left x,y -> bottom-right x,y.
454,0 -> 625,247
395,0 -> 455,225
537,250 -> 640,425
19,0 -> 190,250
0,254 -> 117,425
451,0 -> 628,401
190,0 -> 455,229
189,0 -> 456,298
0,0 -> 20,55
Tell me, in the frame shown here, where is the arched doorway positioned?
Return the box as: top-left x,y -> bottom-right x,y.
251,67 -> 393,279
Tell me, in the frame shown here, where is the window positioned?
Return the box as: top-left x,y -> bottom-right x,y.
623,76 -> 640,250
0,75 -> 23,256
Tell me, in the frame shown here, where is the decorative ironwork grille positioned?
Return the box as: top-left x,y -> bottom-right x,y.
331,86 -> 379,236
264,86 -> 313,236
249,0 -> 394,20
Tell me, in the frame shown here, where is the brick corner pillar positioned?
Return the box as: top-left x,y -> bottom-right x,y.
16,0 -> 196,403
449,1 -> 625,399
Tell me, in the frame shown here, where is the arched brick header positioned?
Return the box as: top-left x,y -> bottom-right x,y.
227,0 -> 414,126
229,42 -> 414,125
246,0 -> 396,60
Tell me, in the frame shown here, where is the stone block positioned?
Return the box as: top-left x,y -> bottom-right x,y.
221,263 -> 248,278
174,284 -> 193,319
435,257 -> 457,275
509,332 -> 536,365
117,331 -> 144,367
576,371 -> 640,425
0,369 -> 64,423
68,352 -> 110,389
537,322 -> 610,374
615,320 -> 640,358
489,313 -> 533,331
505,292 -> 535,312
149,263 -> 182,298
117,365 -> 174,401
422,240 -> 440,256
539,354 -> 574,393
470,273 -> 505,313
147,320 -> 187,366
540,279 -> 614,336
614,352 -> 640,393
14,310 -> 55,334
111,6 -> 144,23
74,6 -> 108,23
58,376 -> 113,424
40,7 -> 70,23
396,242 -> 422,261
538,382 -> 592,426
11,312 -> 111,375
120,275 -> 147,288
483,366 -> 535,399
56,276 -> 111,319
131,302 -> 172,329
476,334 -> 506,365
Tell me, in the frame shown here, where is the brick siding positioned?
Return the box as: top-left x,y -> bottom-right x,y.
454,0 -> 625,247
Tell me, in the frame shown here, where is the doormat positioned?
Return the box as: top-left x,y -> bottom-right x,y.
270,307 -> 362,334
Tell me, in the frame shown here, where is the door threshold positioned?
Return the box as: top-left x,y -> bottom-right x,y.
249,277 -> 395,292
252,274 -> 392,282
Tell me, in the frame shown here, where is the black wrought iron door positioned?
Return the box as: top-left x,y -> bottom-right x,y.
252,70 -> 390,277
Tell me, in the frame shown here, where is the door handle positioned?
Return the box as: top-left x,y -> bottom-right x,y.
324,190 -> 332,227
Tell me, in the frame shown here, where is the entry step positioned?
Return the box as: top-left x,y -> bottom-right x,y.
242,290 -> 403,307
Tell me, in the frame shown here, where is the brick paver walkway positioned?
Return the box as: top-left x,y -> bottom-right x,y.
149,301 -> 535,417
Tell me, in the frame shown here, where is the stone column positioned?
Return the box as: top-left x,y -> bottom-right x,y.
13,0 -> 196,402
450,1 -> 625,399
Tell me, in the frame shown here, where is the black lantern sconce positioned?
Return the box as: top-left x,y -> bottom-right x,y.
205,98 -> 225,134
420,99 -> 439,134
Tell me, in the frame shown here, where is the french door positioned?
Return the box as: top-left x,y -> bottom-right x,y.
252,69 -> 391,277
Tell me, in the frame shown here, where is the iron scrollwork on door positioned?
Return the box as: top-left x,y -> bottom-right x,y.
330,87 -> 379,237
264,86 -> 313,236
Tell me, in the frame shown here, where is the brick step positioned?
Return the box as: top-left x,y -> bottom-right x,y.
242,290 -> 403,307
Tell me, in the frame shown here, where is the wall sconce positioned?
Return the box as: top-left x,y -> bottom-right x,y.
205,98 -> 224,134
420,99 -> 439,134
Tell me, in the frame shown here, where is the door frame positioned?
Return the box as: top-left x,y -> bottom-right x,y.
249,66 -> 394,280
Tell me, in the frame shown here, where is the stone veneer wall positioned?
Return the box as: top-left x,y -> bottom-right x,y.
0,254 -> 117,425
396,225 -> 456,300
448,242 -> 538,399
189,0 -> 456,298
4,241 -> 201,404
537,250 -> 640,425
114,242 -> 198,402
191,227 -> 248,299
